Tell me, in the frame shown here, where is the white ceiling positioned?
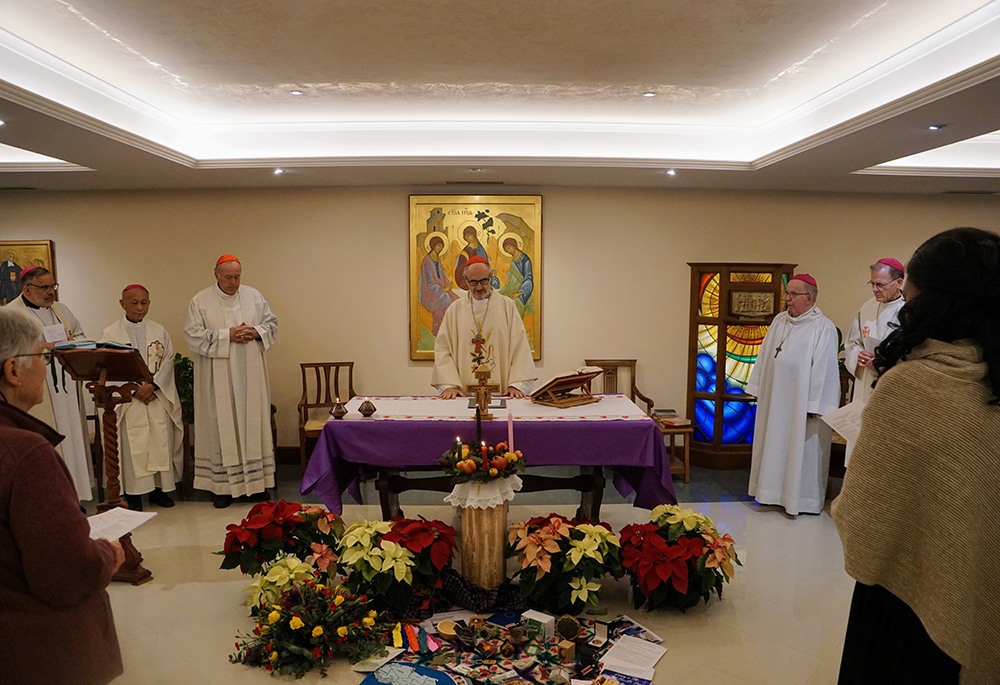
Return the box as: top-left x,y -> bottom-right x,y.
1,0 -> 999,193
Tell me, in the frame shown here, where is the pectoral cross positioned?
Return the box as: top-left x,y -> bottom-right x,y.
774,344 -> 783,358
472,332 -> 486,354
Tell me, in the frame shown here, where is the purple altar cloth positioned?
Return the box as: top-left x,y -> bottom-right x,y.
300,401 -> 677,513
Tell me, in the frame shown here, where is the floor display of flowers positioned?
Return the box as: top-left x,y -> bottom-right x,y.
219,500 -> 740,679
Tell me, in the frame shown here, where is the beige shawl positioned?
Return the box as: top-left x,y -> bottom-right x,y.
832,339 -> 1000,684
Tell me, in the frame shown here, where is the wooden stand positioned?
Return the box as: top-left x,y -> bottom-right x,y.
660,424 -> 693,484
54,348 -> 155,586
461,502 -> 507,590
530,369 -> 603,409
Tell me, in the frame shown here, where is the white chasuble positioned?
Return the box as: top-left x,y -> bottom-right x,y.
5,297 -> 93,500
101,316 -> 184,494
746,306 -> 840,515
432,292 -> 537,394
842,295 -> 904,465
185,285 -> 277,497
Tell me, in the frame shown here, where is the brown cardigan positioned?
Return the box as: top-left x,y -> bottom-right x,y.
832,340 -> 1000,684
0,399 -> 123,684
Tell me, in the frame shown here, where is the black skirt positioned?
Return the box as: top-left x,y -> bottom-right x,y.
838,582 -> 960,684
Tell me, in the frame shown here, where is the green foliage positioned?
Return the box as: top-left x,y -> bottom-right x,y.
172,353 -> 195,424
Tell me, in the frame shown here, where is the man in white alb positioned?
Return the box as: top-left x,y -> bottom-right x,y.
101,284 -> 184,511
433,256 -> 536,399
5,266 -> 92,501
185,255 -> 277,508
842,258 -> 905,465
745,274 -> 840,515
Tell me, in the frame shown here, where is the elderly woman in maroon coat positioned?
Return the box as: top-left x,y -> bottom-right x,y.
0,308 -> 125,684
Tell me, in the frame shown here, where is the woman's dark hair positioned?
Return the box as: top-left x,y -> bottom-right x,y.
874,227 -> 1000,402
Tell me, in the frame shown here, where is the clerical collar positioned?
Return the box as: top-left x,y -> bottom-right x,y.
125,316 -> 144,325
20,294 -> 42,309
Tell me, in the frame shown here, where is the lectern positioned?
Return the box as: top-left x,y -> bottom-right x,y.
54,347 -> 154,585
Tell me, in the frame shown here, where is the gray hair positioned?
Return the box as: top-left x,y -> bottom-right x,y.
214,260 -> 239,275
870,262 -> 904,280
0,308 -> 43,370
804,282 -> 818,300
21,266 -> 51,287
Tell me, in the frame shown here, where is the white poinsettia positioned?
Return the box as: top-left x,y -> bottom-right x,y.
569,576 -> 602,605
242,555 -> 316,608
338,520 -> 393,567
371,540 -> 415,584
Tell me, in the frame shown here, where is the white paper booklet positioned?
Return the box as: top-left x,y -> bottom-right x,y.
87,507 -> 157,540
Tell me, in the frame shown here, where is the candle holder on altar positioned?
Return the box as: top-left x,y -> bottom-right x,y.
329,398 -> 348,419
358,398 -> 377,417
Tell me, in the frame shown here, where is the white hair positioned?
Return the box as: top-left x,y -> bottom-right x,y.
0,308 -> 43,370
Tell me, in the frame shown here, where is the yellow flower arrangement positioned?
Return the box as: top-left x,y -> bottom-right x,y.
311,626 -> 323,637
362,616 -> 375,628
268,610 -> 281,624
337,626 -> 349,637
289,616 -> 304,630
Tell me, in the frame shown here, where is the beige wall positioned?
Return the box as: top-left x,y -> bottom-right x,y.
2,186 -> 997,445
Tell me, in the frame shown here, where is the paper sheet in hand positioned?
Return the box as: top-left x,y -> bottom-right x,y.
863,335 -> 882,355
87,507 -> 157,540
821,401 -> 864,445
600,635 -> 666,680
43,323 -> 67,343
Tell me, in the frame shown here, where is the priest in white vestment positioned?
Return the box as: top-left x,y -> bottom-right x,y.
842,258 -> 905,465
5,266 -> 93,501
185,255 -> 277,508
101,285 -> 184,511
746,274 -> 840,515
433,256 -> 537,399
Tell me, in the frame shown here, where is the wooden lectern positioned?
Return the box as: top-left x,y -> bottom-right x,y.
53,347 -> 155,585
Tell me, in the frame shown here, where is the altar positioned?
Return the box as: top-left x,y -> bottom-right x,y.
300,395 -> 676,518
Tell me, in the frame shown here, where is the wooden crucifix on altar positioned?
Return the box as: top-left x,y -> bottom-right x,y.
53,347 -> 155,585
468,364 -> 500,420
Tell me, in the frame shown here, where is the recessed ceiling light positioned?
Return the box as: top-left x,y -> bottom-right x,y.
470,168 -> 482,172
665,169 -> 677,176
642,91 -> 656,98
273,168 -> 285,175
0,119 -> 5,126
928,124 -> 946,131
289,90 -> 304,96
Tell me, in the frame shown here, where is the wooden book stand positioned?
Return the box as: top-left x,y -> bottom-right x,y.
530,369 -> 603,408
54,347 -> 154,585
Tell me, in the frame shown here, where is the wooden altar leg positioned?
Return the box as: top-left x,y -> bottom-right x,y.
576,466 -> 605,522
95,404 -> 153,584
461,502 -> 507,589
376,469 -> 403,519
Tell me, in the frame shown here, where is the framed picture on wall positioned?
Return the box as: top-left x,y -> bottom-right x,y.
1,240 -> 56,306
409,195 -> 542,361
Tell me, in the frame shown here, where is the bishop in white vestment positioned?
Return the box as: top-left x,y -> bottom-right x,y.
432,256 -> 536,398
185,255 -> 277,507
101,285 -> 184,508
842,258 -> 905,464
746,274 -> 840,515
5,266 -> 93,500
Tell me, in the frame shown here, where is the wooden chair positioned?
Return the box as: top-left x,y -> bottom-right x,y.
297,362 -> 356,473
584,358 -> 655,414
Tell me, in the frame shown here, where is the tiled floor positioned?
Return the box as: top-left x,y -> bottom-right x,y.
104,465 -> 852,684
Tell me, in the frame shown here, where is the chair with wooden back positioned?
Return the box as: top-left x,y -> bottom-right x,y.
297,362 -> 356,473
584,358 -> 655,414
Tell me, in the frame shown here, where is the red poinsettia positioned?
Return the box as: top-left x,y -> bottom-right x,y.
382,516 -> 457,571
620,523 -> 705,595
218,500 -> 345,576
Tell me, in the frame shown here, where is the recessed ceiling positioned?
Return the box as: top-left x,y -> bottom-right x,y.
1,0 -> 999,192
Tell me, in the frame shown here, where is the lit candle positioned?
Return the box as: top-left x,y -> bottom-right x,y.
481,441 -> 487,470
507,410 -> 514,453
455,436 -> 462,459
